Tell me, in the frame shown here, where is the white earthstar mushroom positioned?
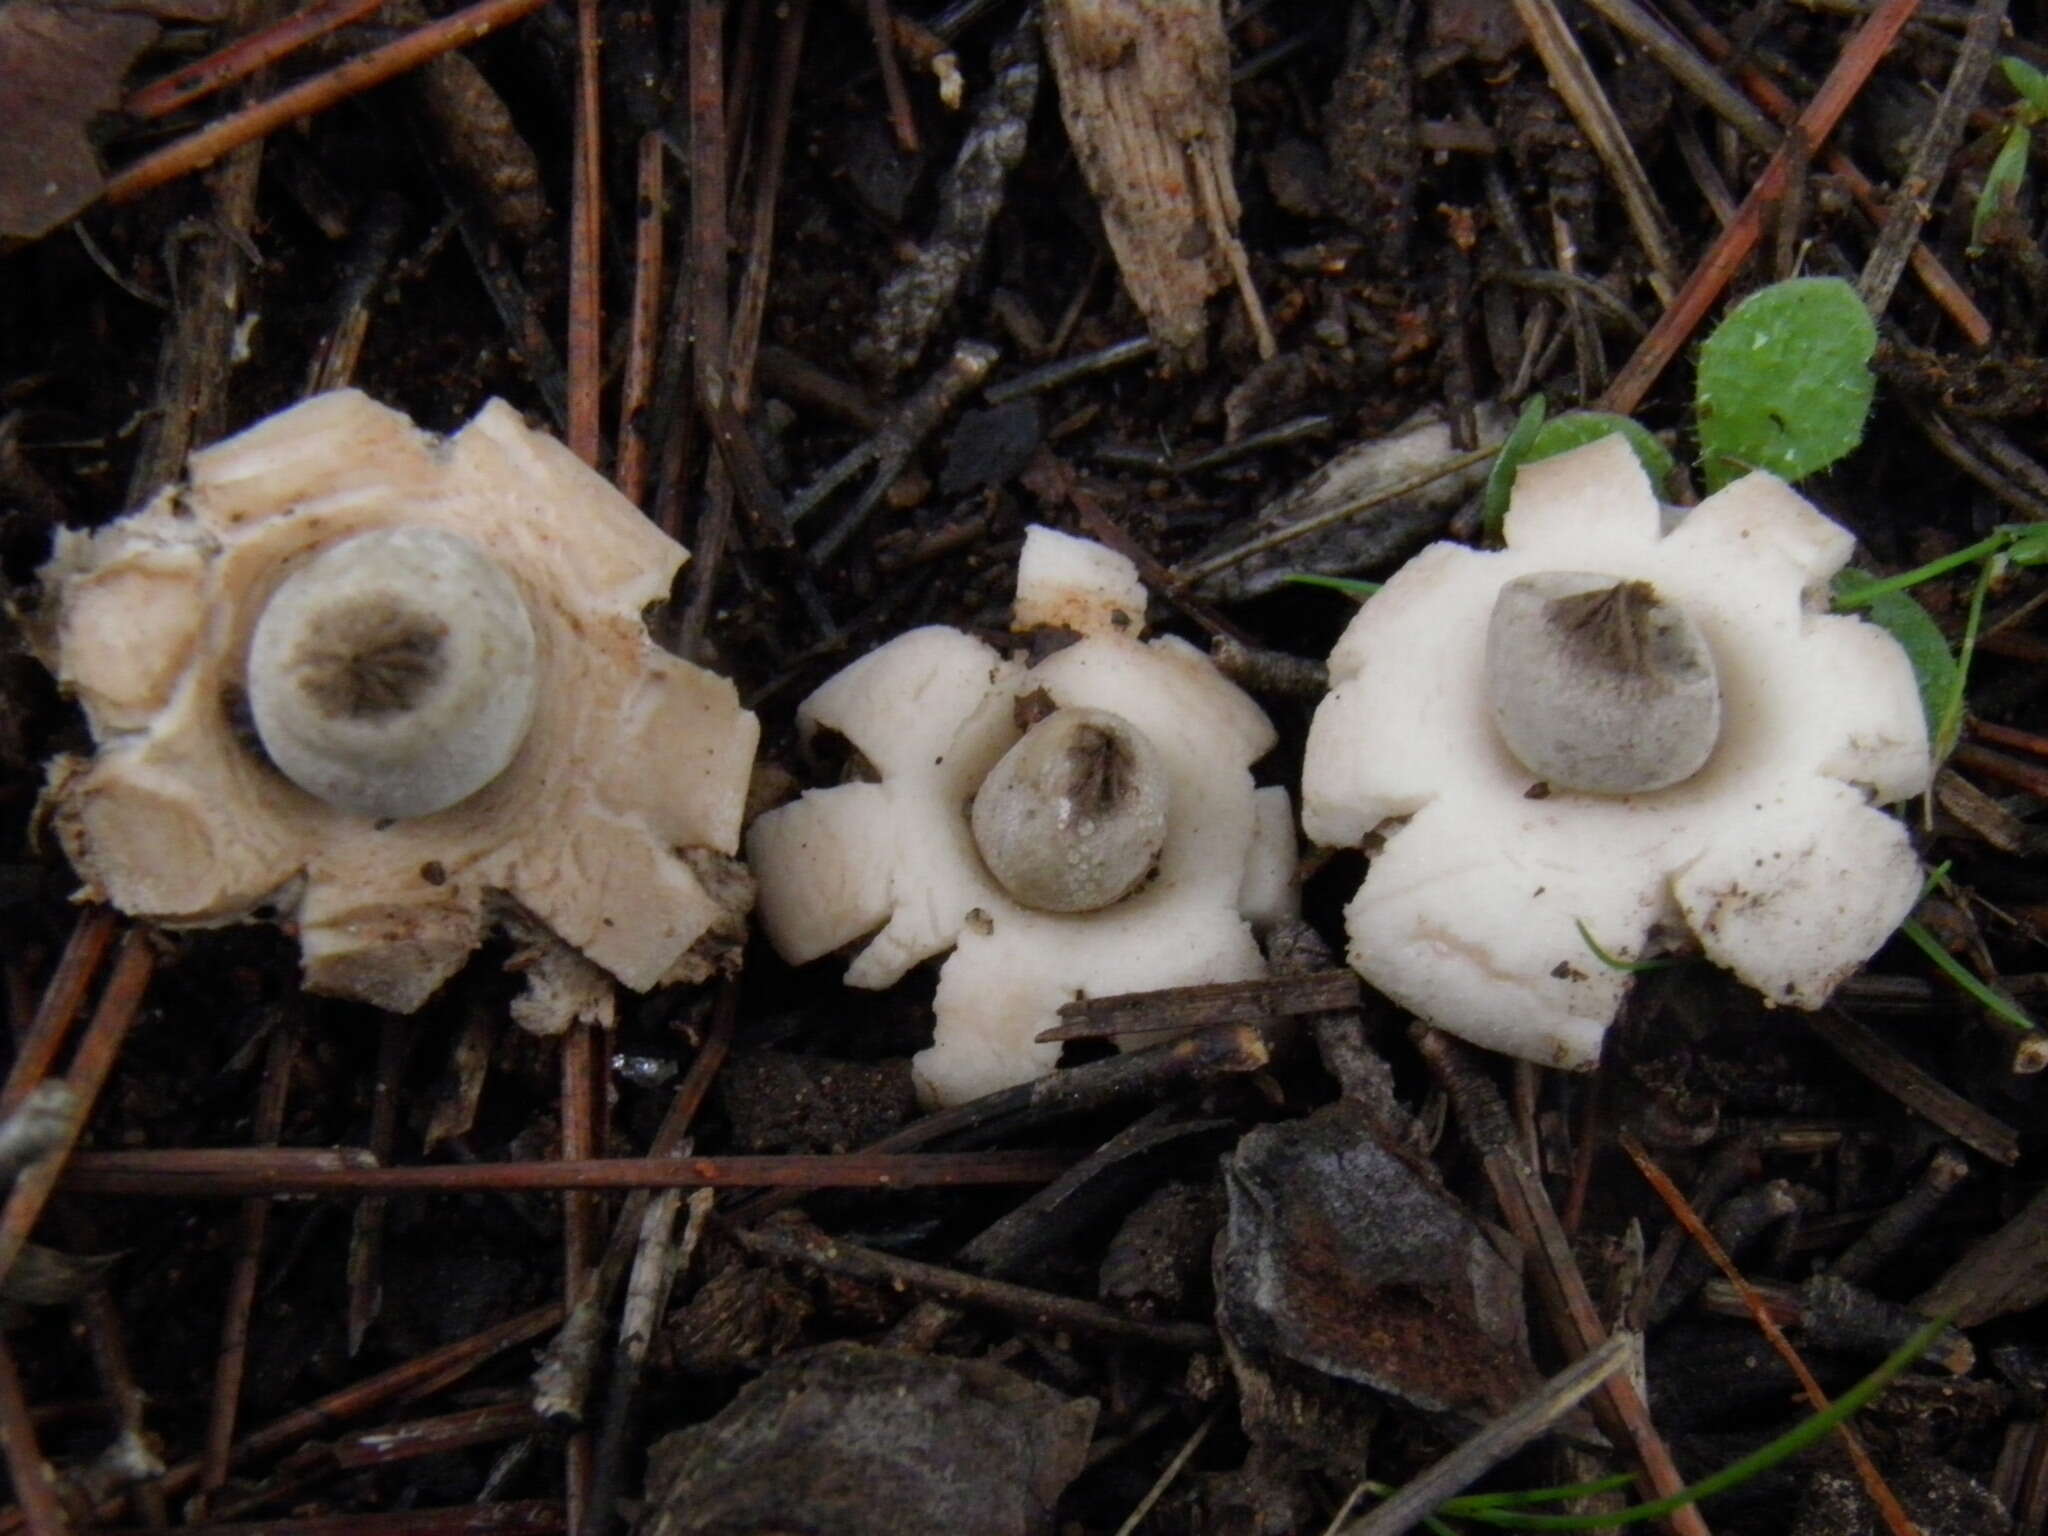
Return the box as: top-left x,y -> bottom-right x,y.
747,526 -> 1297,1107
37,390 -> 759,1026
1301,433 -> 1931,1069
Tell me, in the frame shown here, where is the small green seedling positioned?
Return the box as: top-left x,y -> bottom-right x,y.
1972,57 -> 2048,254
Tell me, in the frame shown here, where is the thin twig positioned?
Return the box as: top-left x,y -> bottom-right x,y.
565,0 -> 604,466
1602,0 -> 1927,414
0,1329 -> 67,1535
616,135 -> 667,508
105,0 -> 551,201
0,932 -> 154,1285
1623,1135 -> 1921,1536
199,1020 -> 302,1504
1858,0 -> 2006,319
1340,1333 -> 1638,1536
0,908 -> 117,1120
733,1218 -> 1218,1350
61,1149 -> 1073,1196
125,0 -> 393,118
1504,0 -> 1681,300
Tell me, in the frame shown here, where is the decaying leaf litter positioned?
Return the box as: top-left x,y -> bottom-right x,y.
3,0 -> 2048,1530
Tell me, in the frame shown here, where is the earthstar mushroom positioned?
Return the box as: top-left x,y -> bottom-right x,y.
37,389 -> 759,1025
747,527 -> 1296,1106
1301,433 -> 1931,1068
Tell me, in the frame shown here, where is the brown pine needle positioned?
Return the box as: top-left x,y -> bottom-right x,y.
1623,1133 -> 1922,1536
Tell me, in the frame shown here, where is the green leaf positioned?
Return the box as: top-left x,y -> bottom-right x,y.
1482,395 -> 1548,543
1695,277 -> 1876,491
1281,572 -> 1383,598
1526,412 -> 1676,492
2004,55 -> 2048,117
2006,523 -> 2048,566
1831,570 -> 1957,740
1971,124 -> 2032,254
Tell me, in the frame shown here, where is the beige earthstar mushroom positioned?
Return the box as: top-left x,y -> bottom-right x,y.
1301,434 -> 1932,1069
36,390 -> 759,1028
747,527 -> 1296,1107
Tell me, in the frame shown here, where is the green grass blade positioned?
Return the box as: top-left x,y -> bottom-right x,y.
1282,572 -> 1384,599
1901,919 -> 2038,1034
1438,1312 -> 1955,1530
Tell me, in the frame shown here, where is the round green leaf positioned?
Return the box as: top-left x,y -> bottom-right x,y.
1695,277 -> 1876,492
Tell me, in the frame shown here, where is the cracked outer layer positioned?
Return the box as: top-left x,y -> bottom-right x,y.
39,390 -> 759,1022
1301,434 -> 1931,1069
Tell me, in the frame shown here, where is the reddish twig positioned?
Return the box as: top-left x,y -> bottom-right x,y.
0,930 -> 154,1285
61,1149 -> 1073,1196
1661,0 -> 1992,348
199,1020 -> 301,1504
726,0 -> 808,414
566,0 -> 603,466
347,1015 -> 412,1355
1,907 -> 117,1120
865,0 -> 921,152
0,1331 -> 66,1535
333,1401 -> 542,1468
615,134 -> 667,508
104,0 -> 550,202
124,0 -> 392,119
1601,0 -> 1927,415
0,1309 -> 564,1534
558,1020 -> 604,1535
1623,1135 -> 1920,1536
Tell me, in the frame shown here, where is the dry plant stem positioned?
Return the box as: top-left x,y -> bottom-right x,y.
1621,1134 -> 1920,1536
1111,1408 -> 1221,1536
615,137 -> 666,507
127,1505 -> 566,1535
1919,1181 -> 2048,1326
728,1024 -> 1272,1225
1806,1010 -> 2020,1164
0,1330 -> 64,1536
334,1401 -> 542,1468
1412,1027 -> 1708,1536
1504,0 -> 1680,301
1953,742 -> 2048,804
347,1015 -> 412,1355
0,1309 -> 565,1534
865,0 -> 920,152
565,0 -> 603,466
0,931 -> 153,1287
126,0 -> 392,117
104,0 -> 549,201
0,908 -> 116,1120
1602,0 -> 1926,415
1659,0 -> 1992,347
200,1021 -> 302,1504
1172,443 -> 1497,587
61,1149 -> 1072,1196
558,1021 -> 604,1536
1574,0 -> 1778,148
726,0 -> 806,416
585,1187 -> 711,1531
1039,970 -> 1360,1042
732,1220 -> 1218,1351
674,0 -> 737,661
1340,1332 -> 1638,1536
1858,0 -> 2006,318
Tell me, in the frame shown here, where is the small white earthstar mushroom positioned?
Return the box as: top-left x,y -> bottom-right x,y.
1301,432 -> 1932,1070
746,526 -> 1298,1107
35,389 -> 759,1029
